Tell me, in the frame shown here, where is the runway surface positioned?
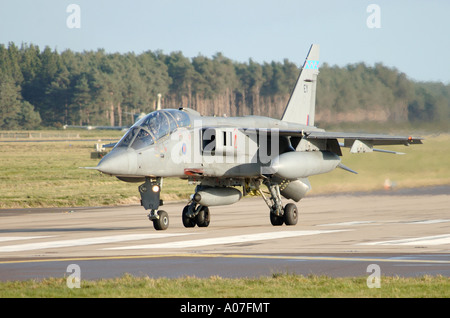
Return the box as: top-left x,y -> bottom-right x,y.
0,186 -> 449,281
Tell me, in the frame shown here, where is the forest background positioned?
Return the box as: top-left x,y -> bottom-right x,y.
1,42 -> 449,131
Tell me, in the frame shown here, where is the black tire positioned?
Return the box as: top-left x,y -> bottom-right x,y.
284,203 -> 298,226
270,211 -> 284,226
182,205 -> 196,228
153,210 -> 169,230
196,206 -> 210,227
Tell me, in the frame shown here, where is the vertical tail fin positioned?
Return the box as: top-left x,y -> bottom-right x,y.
281,44 -> 320,126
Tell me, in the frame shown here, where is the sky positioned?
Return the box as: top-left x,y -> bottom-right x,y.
1,0 -> 449,83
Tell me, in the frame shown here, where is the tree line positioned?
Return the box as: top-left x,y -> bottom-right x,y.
0,42 -> 449,130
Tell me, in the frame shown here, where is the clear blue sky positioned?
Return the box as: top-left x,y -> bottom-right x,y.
1,0 -> 449,83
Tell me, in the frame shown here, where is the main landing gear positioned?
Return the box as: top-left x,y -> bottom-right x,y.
260,180 -> 298,226
182,202 -> 210,228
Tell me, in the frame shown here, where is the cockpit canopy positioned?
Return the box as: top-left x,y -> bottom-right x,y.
116,109 -> 191,150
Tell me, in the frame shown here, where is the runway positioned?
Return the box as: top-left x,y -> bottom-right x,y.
0,186 -> 449,281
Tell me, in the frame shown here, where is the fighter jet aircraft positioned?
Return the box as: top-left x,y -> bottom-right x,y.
93,44 -> 422,230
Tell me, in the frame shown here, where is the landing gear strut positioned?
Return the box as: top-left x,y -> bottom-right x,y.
139,177 -> 169,230
261,180 -> 298,226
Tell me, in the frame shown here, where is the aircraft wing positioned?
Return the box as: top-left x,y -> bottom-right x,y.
302,130 -> 423,154
303,131 -> 423,145
237,128 -> 422,144
234,128 -> 422,154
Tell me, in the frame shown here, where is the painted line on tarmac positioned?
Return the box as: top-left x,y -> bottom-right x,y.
0,230 -> 344,253
405,219 -> 450,225
318,219 -> 450,227
359,234 -> 450,246
1,253 -> 449,265
317,221 -> 378,227
104,230 -> 349,250
0,236 -> 54,243
0,233 -> 192,253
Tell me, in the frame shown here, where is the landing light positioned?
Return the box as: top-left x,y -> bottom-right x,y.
152,185 -> 160,193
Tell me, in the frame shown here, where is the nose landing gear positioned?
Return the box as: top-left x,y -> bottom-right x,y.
139,177 -> 169,230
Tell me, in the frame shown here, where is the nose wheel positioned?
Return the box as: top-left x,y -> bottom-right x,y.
152,210 -> 169,230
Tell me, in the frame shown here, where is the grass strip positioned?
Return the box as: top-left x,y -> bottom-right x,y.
0,274 -> 448,298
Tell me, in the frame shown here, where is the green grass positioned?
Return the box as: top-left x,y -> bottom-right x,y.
0,137 -> 195,208
0,274 -> 448,298
309,133 -> 450,194
0,131 -> 449,208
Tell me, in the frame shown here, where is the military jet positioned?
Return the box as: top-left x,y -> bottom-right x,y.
93,44 -> 422,230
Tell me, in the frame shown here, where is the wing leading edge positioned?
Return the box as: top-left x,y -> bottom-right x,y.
238,128 -> 423,145
303,131 -> 423,146
303,131 -> 422,154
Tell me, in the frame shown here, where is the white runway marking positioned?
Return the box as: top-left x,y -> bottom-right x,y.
318,221 -> 377,227
105,230 -> 348,250
359,234 -> 450,246
319,219 -> 450,227
405,219 -> 450,225
0,233 -> 191,253
0,236 -> 53,243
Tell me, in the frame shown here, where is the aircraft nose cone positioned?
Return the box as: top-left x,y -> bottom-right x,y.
96,148 -> 137,176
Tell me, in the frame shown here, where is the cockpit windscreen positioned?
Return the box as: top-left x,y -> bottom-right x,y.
116,109 -> 191,149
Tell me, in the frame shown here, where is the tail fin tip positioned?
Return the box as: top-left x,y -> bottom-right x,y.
281,44 -> 320,126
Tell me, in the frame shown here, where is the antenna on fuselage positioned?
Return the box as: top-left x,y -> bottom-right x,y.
156,93 -> 162,110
